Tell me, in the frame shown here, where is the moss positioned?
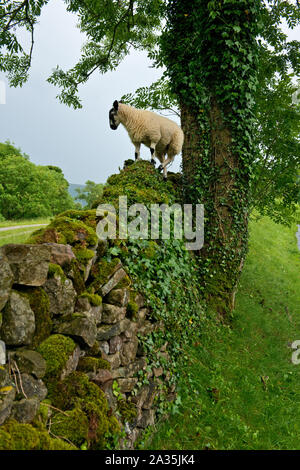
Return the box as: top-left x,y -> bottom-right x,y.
48,263 -> 66,281
57,209 -> 97,230
114,274 -> 132,289
28,216 -> 97,247
0,429 -> 13,450
51,407 -> 89,447
79,292 -> 102,306
142,241 -> 158,259
0,419 -> 77,450
89,258 -> 121,292
52,371 -> 120,448
0,420 -> 40,450
65,259 -> 86,294
73,247 -> 95,265
16,287 -> 52,348
126,290 -> 139,320
117,399 -> 137,424
37,334 -> 76,390
77,356 -> 110,373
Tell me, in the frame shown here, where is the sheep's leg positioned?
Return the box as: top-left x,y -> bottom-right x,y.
150,143 -> 157,166
161,155 -> 174,181
134,143 -> 141,161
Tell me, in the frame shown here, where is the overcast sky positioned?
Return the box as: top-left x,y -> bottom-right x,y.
0,0 -> 167,184
0,1 -> 299,185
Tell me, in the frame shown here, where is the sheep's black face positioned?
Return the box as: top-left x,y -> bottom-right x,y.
109,108 -> 120,130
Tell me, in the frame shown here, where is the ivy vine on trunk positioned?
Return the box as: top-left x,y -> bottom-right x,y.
160,0 -> 262,314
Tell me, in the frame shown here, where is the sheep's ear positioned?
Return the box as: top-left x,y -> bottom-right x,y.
113,100 -> 119,111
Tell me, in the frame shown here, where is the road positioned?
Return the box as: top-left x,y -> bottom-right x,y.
0,224 -> 47,232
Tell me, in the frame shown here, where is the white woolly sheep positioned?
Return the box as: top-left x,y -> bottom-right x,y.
109,100 -> 184,180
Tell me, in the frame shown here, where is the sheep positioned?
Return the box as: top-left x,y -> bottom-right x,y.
109,100 -> 184,180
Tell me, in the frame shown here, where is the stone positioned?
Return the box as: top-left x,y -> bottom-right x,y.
0,365 -> 16,425
117,378 -> 138,393
97,318 -> 134,341
139,321 -> 155,337
111,358 -> 147,379
137,308 -> 148,323
0,340 -> 6,365
84,253 -> 97,282
12,350 -> 47,379
0,252 -> 14,311
54,317 -> 97,347
101,268 -> 127,296
109,335 -> 123,354
105,289 -> 129,307
85,305 -> 103,325
120,337 -> 139,366
142,381 -> 157,409
76,297 -> 91,312
103,352 -> 121,369
91,369 -> 113,392
1,244 -> 50,286
98,341 -> 110,355
60,345 -> 81,380
102,304 -> 126,324
0,291 -> 35,346
43,243 -> 76,266
44,275 -> 76,316
11,398 -> 40,423
153,366 -> 164,378
131,385 -> 150,409
137,409 -> 155,428
17,374 -> 48,401
135,293 -> 145,309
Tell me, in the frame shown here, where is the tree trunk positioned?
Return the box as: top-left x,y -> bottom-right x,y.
181,98 -> 249,315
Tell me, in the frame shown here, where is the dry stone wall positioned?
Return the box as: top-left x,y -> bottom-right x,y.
0,240 -> 174,449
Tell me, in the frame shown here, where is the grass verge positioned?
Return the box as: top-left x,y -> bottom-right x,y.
144,215 -> 300,450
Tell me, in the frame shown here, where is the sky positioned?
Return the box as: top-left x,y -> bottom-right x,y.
0,1 -> 299,185
0,0 -> 168,185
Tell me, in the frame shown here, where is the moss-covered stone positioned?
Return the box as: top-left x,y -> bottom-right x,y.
51,407 -> 89,447
114,274 -> 131,290
51,371 -> 121,448
79,292 -> 102,307
77,356 -> 110,373
117,399 -> 137,424
89,258 -> 121,293
48,263 -> 66,281
16,287 -> 52,348
0,420 -> 40,450
28,216 -> 97,247
37,334 -> 77,386
65,259 -> 86,294
126,290 -> 139,320
73,247 -> 95,266
0,419 -> 77,450
57,209 -> 97,230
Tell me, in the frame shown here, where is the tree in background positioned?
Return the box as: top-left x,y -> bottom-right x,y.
0,143 -> 75,219
0,0 -> 299,313
75,180 -> 104,208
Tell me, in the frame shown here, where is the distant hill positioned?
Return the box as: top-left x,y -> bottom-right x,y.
68,183 -> 87,206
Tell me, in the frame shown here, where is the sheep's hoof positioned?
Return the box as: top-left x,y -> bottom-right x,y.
151,159 -> 156,167
157,164 -> 163,172
163,176 -> 167,182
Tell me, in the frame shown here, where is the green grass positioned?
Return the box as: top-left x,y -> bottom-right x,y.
0,217 -> 50,228
145,216 -> 300,450
0,217 -> 50,246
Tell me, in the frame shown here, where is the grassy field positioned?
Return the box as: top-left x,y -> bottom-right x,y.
0,218 -> 50,247
145,216 -> 300,450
